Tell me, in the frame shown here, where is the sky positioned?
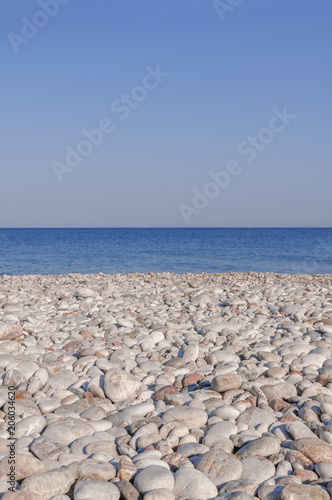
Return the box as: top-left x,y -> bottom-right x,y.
1,0 -> 331,228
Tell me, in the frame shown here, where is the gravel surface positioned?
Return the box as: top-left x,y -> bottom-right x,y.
0,271 -> 332,499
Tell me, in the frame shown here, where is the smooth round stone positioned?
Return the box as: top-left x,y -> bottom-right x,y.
280,484 -> 329,500
117,318 -> 134,328
0,324 -> 22,341
143,489 -> 175,500
90,451 -> 114,462
182,343 -> 199,362
302,354 -> 327,368
217,493 -> 256,500
42,420 -> 94,446
134,465 -> 174,495
0,453 -> 48,481
315,461 -> 332,478
203,435 -> 234,453
104,369 -> 142,402
122,402 -> 155,420
235,436 -> 280,459
196,449 -> 242,486
89,384 -> 105,398
213,351 -> 241,364
34,367 -> 49,386
292,438 -> 332,463
116,480 -> 141,500
78,460 -> 116,481
117,456 -> 137,481
319,325 -> 332,335
205,421 -> 237,441
264,381 -> 297,401
162,406 -> 208,429
77,287 -> 95,298
276,460 -> 293,476
15,415 -> 46,439
129,429 -> 157,450
84,440 -> 117,457
236,408 -> 276,428
321,402 -> 332,417
46,372 -> 78,391
38,399 -> 61,415
80,406 -> 106,420
20,464 -> 78,499
211,374 -> 242,393
176,443 -> 209,457
30,436 -> 69,461
88,420 -> 112,432
257,485 -> 285,500
174,467 -> 218,499
218,478 -> 258,496
241,456 -> 275,483
211,405 -> 241,420
132,450 -> 163,464
285,421 -> 316,440
74,480 -> 120,500
4,367 -> 26,387
69,388 -> 84,399
68,431 -> 98,451
0,354 -> 14,369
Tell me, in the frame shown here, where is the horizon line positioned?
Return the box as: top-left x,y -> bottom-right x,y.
1,227 -> 332,230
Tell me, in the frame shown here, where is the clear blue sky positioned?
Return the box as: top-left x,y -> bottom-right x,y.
1,0 -> 331,227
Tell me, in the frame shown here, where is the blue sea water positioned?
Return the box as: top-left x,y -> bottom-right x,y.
0,228 -> 331,275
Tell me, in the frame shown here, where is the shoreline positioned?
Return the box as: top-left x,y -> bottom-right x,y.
1,270 -> 332,285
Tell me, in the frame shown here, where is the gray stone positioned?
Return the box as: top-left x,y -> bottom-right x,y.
174,467 -> 218,499
20,463 -> 78,499
218,479 -> 257,496
73,480 -> 120,500
196,449 -> 242,486
235,436 -> 280,459
286,421 -> 317,440
280,484 -> 329,500
116,480 -> 141,500
15,415 -> 46,439
30,436 -> 70,461
176,443 -> 209,458
237,408 -> 276,429
211,374 -> 242,393
46,372 -> 78,391
134,465 -> 174,495
315,461 -> 332,478
104,368 -> 142,402
42,420 -> 94,446
143,489 -> 175,500
77,460 -> 116,481
241,456 -> 275,484
162,406 -> 207,429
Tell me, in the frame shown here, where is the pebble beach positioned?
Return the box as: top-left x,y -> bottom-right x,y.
0,271 -> 332,500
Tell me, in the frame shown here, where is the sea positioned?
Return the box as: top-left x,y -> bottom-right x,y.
0,228 -> 331,276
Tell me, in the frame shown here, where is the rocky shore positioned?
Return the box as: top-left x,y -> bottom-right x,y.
0,271 -> 332,500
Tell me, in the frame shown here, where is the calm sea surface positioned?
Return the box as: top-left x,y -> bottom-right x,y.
0,228 -> 331,275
